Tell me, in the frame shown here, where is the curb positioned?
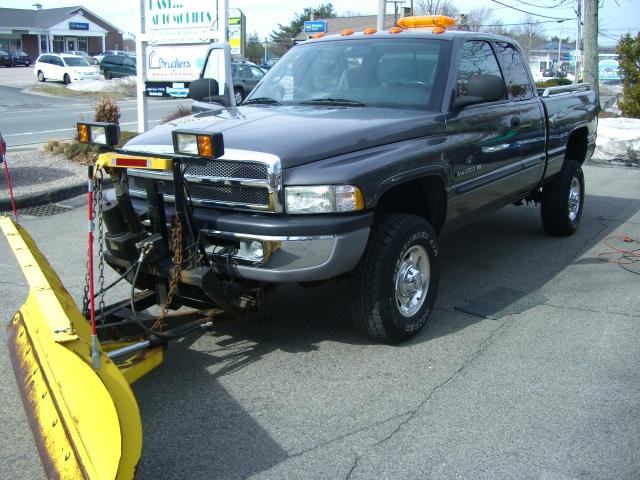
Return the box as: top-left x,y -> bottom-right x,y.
1,182 -> 87,211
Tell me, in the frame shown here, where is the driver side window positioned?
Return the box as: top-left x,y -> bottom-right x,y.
457,41 -> 505,100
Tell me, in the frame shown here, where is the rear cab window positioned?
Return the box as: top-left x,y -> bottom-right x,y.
494,42 -> 533,101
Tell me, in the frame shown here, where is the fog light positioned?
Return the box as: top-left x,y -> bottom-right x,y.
248,241 -> 264,259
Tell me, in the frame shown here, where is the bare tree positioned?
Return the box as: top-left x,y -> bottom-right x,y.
463,7 -> 495,32
414,0 -> 459,17
509,14 -> 546,60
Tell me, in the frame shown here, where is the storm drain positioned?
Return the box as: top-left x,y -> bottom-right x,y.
18,203 -> 73,217
455,287 -> 547,320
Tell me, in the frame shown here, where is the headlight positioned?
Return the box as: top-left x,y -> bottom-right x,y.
77,122 -> 120,147
172,130 -> 224,159
285,185 -> 364,214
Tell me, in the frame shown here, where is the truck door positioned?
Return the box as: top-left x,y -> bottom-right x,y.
445,40 -> 523,220
493,41 -> 546,192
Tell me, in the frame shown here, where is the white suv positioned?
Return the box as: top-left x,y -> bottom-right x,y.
34,53 -> 100,84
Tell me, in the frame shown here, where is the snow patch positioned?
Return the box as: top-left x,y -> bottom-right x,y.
67,76 -> 137,94
593,117 -> 640,165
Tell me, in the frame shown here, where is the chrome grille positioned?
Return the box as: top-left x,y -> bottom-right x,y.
124,152 -> 281,212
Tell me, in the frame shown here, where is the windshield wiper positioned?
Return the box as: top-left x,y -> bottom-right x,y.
300,98 -> 366,107
243,97 -> 281,105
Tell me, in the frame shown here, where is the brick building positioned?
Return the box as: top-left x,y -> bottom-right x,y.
0,5 -> 123,58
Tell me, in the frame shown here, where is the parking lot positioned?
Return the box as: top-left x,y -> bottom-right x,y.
0,63 -> 39,88
1,163 -> 639,479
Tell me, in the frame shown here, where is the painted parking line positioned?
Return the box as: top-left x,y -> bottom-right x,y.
4,119 -> 163,137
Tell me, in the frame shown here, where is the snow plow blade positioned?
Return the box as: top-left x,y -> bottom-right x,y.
1,216 -> 143,479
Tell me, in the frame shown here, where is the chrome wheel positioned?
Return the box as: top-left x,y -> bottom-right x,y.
568,176 -> 581,222
394,245 -> 430,317
234,89 -> 243,104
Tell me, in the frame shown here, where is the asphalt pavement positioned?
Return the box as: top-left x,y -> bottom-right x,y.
0,67 -> 190,147
1,164 -> 638,479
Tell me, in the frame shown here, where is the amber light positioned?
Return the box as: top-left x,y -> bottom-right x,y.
312,32 -> 325,39
397,15 -> 456,28
78,124 -> 90,143
433,27 -> 446,34
197,135 -> 213,157
388,26 -> 403,34
341,28 -> 354,36
363,27 -> 377,35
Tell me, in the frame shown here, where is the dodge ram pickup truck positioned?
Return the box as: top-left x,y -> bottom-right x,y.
97,17 -> 597,343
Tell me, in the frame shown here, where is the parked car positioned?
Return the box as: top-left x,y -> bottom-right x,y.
100,54 -> 136,79
68,50 -> 92,63
0,50 -> 11,67
10,51 -> 32,67
34,53 -> 100,84
92,50 -> 132,65
231,60 -> 266,103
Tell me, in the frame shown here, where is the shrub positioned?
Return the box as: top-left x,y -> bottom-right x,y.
94,96 -> 121,124
535,78 -> 572,88
617,33 -> 640,118
161,104 -> 192,123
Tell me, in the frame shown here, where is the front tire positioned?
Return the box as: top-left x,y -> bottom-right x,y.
104,70 -> 112,80
234,87 -> 244,104
37,70 -> 45,82
351,214 -> 440,343
541,159 -> 584,236
63,73 -> 71,85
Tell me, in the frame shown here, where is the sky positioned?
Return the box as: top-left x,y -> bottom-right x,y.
2,0 -> 637,46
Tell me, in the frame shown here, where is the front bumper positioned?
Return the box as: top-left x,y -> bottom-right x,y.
122,194 -> 373,283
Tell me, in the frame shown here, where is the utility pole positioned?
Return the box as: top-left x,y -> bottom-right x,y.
377,0 -> 386,31
388,0 -> 406,23
575,0 -> 582,84
583,0 -> 600,107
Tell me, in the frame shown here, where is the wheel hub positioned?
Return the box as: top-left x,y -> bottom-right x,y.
568,176 -> 581,222
394,245 -> 430,317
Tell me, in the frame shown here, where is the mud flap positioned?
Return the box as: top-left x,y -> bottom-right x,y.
1,216 -> 142,479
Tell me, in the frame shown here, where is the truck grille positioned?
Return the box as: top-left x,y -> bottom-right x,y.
125,155 -> 281,212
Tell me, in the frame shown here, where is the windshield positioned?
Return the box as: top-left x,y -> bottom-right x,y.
247,38 -> 448,110
64,57 -> 90,67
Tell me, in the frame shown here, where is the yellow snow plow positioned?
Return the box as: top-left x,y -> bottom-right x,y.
2,121 -> 237,478
1,216 -> 148,479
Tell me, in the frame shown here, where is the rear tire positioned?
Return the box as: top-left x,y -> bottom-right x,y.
63,73 -> 71,85
37,70 -> 45,82
351,214 -> 440,344
541,159 -> 584,236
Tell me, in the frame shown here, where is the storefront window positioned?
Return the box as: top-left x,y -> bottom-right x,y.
0,37 -> 22,52
53,35 -> 64,53
40,36 -> 49,53
78,37 -> 88,53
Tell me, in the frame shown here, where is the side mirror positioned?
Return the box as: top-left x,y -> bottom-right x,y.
188,78 -> 227,105
455,74 -> 505,109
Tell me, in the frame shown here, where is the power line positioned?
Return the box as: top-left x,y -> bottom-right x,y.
488,0 -> 574,21
513,0 -> 573,9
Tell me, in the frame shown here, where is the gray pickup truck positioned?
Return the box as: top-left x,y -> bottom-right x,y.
102,26 -> 597,343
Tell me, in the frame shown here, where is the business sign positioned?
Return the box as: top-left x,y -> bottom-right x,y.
146,44 -> 208,82
69,22 -> 89,30
228,11 -> 245,57
304,20 -> 327,33
143,0 -> 217,45
599,58 -> 621,81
